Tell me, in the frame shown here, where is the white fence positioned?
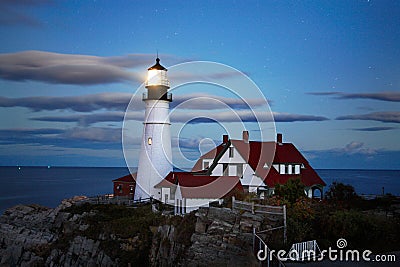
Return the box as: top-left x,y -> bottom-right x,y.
287,240 -> 321,261
77,195 -> 154,206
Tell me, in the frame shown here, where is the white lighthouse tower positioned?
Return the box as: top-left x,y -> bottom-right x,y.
134,57 -> 173,201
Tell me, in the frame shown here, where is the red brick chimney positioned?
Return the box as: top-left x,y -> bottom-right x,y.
242,130 -> 249,143
277,133 -> 283,144
223,134 -> 229,143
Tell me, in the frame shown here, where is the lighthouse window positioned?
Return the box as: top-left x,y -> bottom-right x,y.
148,137 -> 152,145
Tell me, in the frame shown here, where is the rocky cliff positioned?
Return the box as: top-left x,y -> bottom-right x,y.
0,198 -> 273,266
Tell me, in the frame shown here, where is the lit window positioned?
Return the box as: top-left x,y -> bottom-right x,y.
117,185 -> 122,193
229,147 -> 234,158
148,137 -> 152,145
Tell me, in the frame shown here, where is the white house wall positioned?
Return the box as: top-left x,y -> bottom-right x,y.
184,198 -> 216,214
218,146 -> 246,164
212,164 -> 223,176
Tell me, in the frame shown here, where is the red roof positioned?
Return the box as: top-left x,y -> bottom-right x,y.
155,171 -> 243,199
113,173 -> 136,183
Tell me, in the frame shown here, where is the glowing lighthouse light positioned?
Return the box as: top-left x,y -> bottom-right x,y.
146,59 -> 170,87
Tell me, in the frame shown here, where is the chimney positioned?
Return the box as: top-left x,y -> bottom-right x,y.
277,133 -> 283,144
223,134 -> 229,143
242,130 -> 249,143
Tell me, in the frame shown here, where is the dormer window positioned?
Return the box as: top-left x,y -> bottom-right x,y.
229,147 -> 234,158
203,160 -> 210,169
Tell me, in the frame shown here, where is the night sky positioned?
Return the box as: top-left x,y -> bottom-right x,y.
0,0 -> 399,169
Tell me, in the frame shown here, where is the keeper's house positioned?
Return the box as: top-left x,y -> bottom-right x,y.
192,131 -> 326,199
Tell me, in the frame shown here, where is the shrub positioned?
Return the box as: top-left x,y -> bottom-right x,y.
274,178 -> 306,204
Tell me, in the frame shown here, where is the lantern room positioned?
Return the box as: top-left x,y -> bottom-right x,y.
144,57 -> 172,102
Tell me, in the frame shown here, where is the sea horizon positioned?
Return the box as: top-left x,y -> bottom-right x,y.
1,166 -> 399,215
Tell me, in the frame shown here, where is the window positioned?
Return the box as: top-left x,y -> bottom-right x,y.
287,165 -> 293,175
280,164 -> 285,174
223,164 -> 229,176
229,147 -> 234,158
147,137 -> 152,145
294,165 -> 300,174
117,184 -> 122,193
203,160 -> 210,169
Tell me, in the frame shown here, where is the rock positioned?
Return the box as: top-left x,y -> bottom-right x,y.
195,220 -> 207,233
1,199 -> 268,266
207,207 -> 237,225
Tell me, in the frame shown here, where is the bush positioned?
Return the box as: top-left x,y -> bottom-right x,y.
325,182 -> 358,202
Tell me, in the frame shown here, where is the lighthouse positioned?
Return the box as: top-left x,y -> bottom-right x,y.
134,57 -> 173,201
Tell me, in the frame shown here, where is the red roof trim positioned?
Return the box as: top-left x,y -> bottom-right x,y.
113,173 -> 136,183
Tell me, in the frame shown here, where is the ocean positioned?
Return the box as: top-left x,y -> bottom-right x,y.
0,167 -> 399,214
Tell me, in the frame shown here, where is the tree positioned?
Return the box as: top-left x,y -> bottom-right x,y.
274,178 -> 306,204
325,182 -> 358,202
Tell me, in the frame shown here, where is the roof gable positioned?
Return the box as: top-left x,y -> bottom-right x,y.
113,173 -> 136,183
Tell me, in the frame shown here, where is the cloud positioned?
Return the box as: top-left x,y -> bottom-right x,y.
273,112 -> 328,122
336,112 -> 400,123
0,93 -> 134,112
308,91 -> 400,102
0,92 -> 268,112
170,110 -> 328,124
350,126 -> 397,132
31,109 -> 329,126
306,141 -> 377,158
336,141 -> 377,155
0,127 -> 123,150
31,111 -> 144,126
61,127 -> 122,143
0,0 -> 52,27
0,128 -> 64,136
0,50 -> 148,85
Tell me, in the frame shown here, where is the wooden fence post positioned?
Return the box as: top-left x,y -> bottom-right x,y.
251,201 -> 255,214
283,205 -> 287,244
232,196 -> 235,210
